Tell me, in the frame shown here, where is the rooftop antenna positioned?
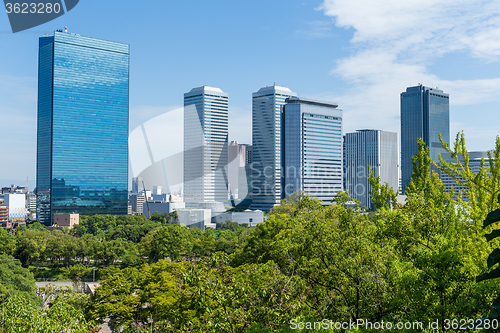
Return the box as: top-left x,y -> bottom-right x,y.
64,26 -> 67,33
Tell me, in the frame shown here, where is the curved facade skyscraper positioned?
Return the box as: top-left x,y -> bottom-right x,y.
250,85 -> 296,211
36,31 -> 129,225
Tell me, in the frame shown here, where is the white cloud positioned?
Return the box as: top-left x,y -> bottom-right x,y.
318,0 -> 500,139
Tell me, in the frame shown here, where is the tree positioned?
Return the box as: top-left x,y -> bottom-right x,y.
140,224 -> 192,262
438,132 -> 500,226
219,220 -> 238,231
14,229 -> 48,269
477,194 -> 500,319
0,254 -> 38,303
0,295 -> 97,333
0,227 -> 15,255
374,137 -> 495,323
63,263 -> 92,281
270,196 -> 396,322
368,165 -> 398,210
268,191 -> 309,217
87,267 -> 141,327
180,253 -> 304,332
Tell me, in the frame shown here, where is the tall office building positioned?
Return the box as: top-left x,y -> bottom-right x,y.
344,130 -> 398,209
36,31 -> 129,225
401,84 -> 449,193
250,85 -> 297,210
282,97 -> 343,204
131,177 -> 143,193
184,86 -> 229,204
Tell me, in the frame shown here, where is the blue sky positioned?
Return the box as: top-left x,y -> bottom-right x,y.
1,0 -> 500,189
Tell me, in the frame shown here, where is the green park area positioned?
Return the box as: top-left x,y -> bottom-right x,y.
2,134 -> 500,332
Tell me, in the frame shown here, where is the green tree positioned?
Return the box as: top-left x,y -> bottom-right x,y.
368,165 -> 399,210
140,224 -> 192,262
0,227 -> 15,255
0,295 -> 97,333
438,132 -> 500,226
87,267 -> 141,327
477,194 -> 500,319
63,263 -> 92,281
14,229 -> 49,269
0,254 -> 38,303
180,253 -> 304,332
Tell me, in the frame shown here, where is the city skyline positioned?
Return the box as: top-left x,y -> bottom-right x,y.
3,0 -> 500,188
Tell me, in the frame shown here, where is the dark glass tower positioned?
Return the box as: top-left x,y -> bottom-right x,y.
36,31 -> 129,225
400,84 -> 449,193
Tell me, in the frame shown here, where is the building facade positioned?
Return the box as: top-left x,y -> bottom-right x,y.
250,85 -> 297,210
4,193 -> 26,221
228,141 -> 248,199
53,213 -> 79,229
282,97 -> 343,204
132,177 -> 143,193
344,130 -> 398,209
129,194 -> 145,215
401,84 -> 449,193
36,31 -> 129,225
0,205 -> 8,225
184,86 -> 229,205
213,210 -> 264,227
179,209 -> 215,230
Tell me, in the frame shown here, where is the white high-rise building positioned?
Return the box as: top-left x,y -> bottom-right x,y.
344,130 -> 399,209
184,86 -> 229,205
228,141 -> 248,198
250,85 -> 297,211
282,97 -> 343,204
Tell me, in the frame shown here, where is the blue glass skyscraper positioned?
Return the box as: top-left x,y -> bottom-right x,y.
400,84 -> 449,193
36,31 -> 129,225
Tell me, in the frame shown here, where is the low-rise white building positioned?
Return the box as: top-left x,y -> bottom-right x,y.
213,209 -> 264,227
179,209 -> 215,230
147,202 -> 185,215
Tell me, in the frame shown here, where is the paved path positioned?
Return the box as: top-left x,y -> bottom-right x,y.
35,281 -> 74,288
98,318 -> 115,333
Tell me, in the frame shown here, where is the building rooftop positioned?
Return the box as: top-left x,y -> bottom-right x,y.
285,97 -> 338,108
253,85 -> 297,97
185,85 -> 228,97
188,86 -> 224,93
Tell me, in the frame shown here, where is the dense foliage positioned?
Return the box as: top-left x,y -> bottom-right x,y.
3,134 -> 500,332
